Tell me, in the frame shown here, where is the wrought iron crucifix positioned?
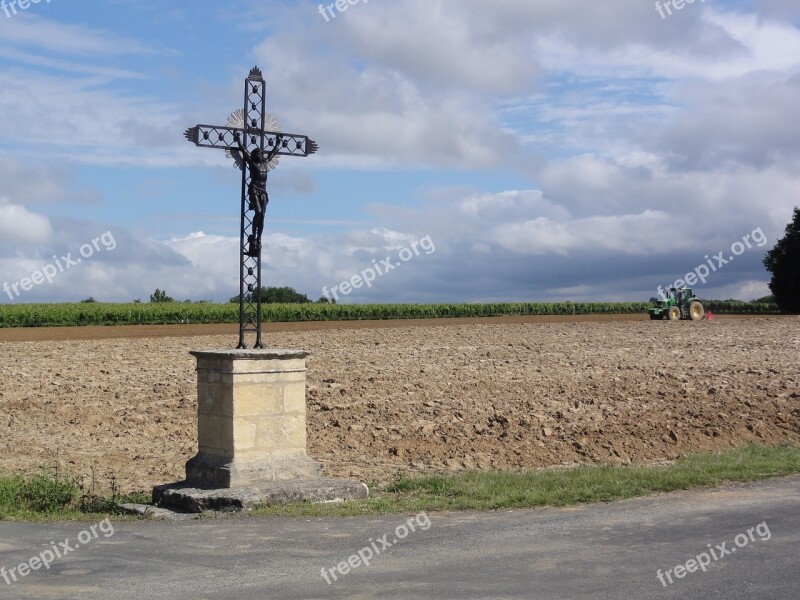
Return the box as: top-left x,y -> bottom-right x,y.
184,67 -> 318,349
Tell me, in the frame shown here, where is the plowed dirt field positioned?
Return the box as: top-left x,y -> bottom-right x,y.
1,316 -> 798,493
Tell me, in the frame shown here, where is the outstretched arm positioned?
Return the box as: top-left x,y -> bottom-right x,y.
267,134 -> 284,162
234,132 -> 252,163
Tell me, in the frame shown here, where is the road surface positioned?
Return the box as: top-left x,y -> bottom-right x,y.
1,476 -> 798,599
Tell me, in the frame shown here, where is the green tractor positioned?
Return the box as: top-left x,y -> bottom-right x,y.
649,287 -> 705,321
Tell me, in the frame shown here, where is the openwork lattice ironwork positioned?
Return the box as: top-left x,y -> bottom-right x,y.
184,67 -> 318,348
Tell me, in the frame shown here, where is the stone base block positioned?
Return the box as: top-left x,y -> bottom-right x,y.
185,452 -> 321,489
153,479 -> 369,513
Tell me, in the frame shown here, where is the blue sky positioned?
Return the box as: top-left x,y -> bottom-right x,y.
1,0 -> 799,303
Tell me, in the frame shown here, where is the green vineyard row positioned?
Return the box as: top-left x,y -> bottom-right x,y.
0,301 -> 782,328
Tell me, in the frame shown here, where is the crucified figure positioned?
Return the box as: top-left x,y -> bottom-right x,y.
234,132 -> 283,256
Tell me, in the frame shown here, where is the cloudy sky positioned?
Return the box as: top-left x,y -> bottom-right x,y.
1,0 -> 798,304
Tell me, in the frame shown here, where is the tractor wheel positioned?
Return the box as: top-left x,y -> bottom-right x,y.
668,306 -> 681,321
689,300 -> 705,321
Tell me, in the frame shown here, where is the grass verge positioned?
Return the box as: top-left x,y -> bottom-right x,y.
250,445 -> 800,518
0,469 -> 150,522
2,445 -> 798,521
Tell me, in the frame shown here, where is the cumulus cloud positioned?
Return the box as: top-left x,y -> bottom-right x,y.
0,70 -> 187,166
0,157 -> 103,206
1,1 -> 797,304
0,201 -> 52,246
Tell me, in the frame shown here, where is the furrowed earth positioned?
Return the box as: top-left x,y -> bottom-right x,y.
1,316 -> 798,494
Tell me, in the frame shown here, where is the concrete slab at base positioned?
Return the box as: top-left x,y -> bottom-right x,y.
120,503 -> 200,521
153,479 -> 369,513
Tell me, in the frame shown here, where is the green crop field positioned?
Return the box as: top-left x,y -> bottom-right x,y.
0,300 -> 782,329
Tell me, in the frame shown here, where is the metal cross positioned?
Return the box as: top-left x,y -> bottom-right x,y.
184,67 -> 318,349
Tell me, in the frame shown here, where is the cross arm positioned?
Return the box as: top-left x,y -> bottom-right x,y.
184,125 -> 319,157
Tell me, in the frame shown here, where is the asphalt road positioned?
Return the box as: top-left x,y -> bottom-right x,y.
1,477 -> 798,599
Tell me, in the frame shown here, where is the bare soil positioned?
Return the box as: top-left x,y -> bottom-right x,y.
1,317 -> 798,493
0,314 -> 649,343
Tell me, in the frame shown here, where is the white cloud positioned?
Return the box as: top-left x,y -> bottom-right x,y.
1,1 -> 797,304
0,14 -> 154,58
489,210 -> 673,257
321,0 -> 542,96
0,200 -> 52,245
0,157 -> 103,206
534,8 -> 800,81
0,70 -> 187,166
717,279 -> 772,301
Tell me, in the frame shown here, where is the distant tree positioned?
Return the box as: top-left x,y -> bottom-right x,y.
132,299 -> 142,304
763,207 -> 800,313
261,286 -> 311,304
229,286 -> 311,304
753,295 -> 777,304
150,288 -> 175,303
80,297 -> 97,304
317,296 -> 336,304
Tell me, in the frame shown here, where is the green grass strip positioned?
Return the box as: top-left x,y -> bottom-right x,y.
0,469 -> 149,522
2,445 -> 798,521
251,445 -> 800,518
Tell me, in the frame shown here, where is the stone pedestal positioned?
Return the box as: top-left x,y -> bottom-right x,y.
152,348 -> 368,513
185,349 -> 321,488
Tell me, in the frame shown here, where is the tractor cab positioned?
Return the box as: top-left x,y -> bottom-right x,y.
675,287 -> 692,305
